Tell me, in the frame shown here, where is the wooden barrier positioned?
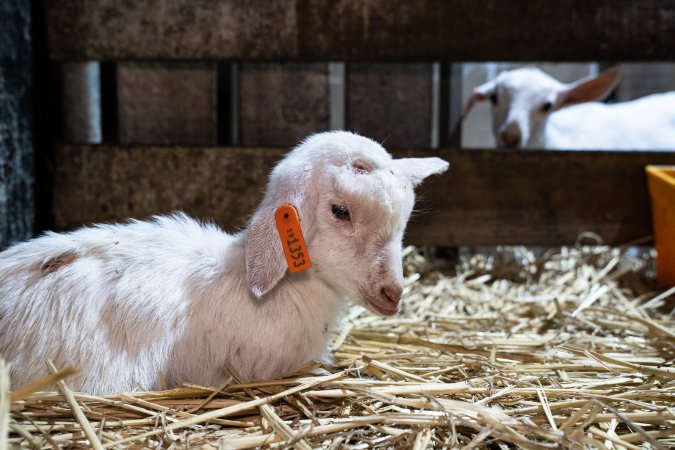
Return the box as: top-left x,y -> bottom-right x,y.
239,63 -> 329,147
46,0 -> 675,61
39,0 -> 675,246
117,62 -> 217,145
53,146 -> 675,246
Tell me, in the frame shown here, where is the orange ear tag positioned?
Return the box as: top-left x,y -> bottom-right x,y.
275,204 -> 312,273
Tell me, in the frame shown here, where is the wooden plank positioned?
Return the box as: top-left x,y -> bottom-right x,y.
52,146 -> 675,246
0,0 -> 34,249
399,149 -> 675,246
239,63 -> 329,147
117,62 -> 216,145
45,0 -> 675,61
346,63 -> 432,148
52,146 -> 280,234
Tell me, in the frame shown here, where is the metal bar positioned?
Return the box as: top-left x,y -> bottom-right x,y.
61,61 -> 102,144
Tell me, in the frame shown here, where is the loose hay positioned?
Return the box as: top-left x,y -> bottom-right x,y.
5,245 -> 675,449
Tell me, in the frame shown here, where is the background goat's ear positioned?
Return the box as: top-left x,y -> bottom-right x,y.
462,81 -> 496,119
245,207 -> 288,298
393,157 -> 449,187
555,67 -> 620,109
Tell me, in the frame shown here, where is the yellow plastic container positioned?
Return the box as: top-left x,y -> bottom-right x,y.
646,166 -> 675,286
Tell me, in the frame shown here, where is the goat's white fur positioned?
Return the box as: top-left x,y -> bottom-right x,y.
464,67 -> 675,150
0,131 -> 448,394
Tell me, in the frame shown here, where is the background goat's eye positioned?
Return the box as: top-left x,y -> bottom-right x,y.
489,93 -> 498,105
541,101 -> 553,113
331,205 -> 350,221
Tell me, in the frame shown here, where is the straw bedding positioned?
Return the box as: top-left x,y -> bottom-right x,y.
2,245 -> 674,449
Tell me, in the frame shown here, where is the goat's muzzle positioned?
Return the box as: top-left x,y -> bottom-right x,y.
366,283 -> 403,316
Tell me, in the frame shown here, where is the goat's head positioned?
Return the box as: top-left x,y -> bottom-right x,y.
463,67 -> 620,149
245,131 -> 449,315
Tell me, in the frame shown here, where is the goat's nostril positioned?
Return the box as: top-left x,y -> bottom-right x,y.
380,286 -> 402,305
501,131 -> 521,148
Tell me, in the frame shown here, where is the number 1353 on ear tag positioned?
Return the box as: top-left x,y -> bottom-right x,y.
275,204 -> 312,273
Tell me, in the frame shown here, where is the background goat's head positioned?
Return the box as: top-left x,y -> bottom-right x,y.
245,131 -> 448,315
463,67 -> 620,149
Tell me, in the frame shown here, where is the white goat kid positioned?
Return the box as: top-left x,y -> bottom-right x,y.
0,131 -> 448,395
464,67 -> 675,150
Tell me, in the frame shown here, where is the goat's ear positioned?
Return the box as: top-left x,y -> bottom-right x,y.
245,167 -> 309,298
393,157 -> 449,187
245,207 -> 288,298
556,67 -> 620,109
462,81 -> 496,119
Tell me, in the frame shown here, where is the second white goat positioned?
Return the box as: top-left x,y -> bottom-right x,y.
463,67 -> 675,150
0,131 -> 449,394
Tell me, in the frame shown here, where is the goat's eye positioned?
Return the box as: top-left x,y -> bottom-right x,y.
541,101 -> 553,113
489,93 -> 498,105
331,205 -> 350,221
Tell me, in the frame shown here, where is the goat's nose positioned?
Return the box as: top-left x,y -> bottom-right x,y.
380,284 -> 403,305
500,128 -> 521,149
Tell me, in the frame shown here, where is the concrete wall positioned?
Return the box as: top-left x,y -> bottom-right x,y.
0,0 -> 35,249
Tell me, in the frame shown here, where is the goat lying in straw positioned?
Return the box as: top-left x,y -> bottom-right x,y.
0,131 -> 448,394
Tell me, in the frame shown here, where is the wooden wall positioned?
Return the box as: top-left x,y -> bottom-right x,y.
614,63 -> 675,102
53,146 -> 675,246
38,0 -> 675,246
117,63 -> 217,145
45,0 -> 675,61
239,63 -> 329,147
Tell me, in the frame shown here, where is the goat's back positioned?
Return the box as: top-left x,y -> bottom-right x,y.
546,92 -> 675,150
0,214 -> 235,392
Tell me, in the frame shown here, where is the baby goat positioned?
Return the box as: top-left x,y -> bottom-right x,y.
0,131 -> 448,394
464,67 -> 675,150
